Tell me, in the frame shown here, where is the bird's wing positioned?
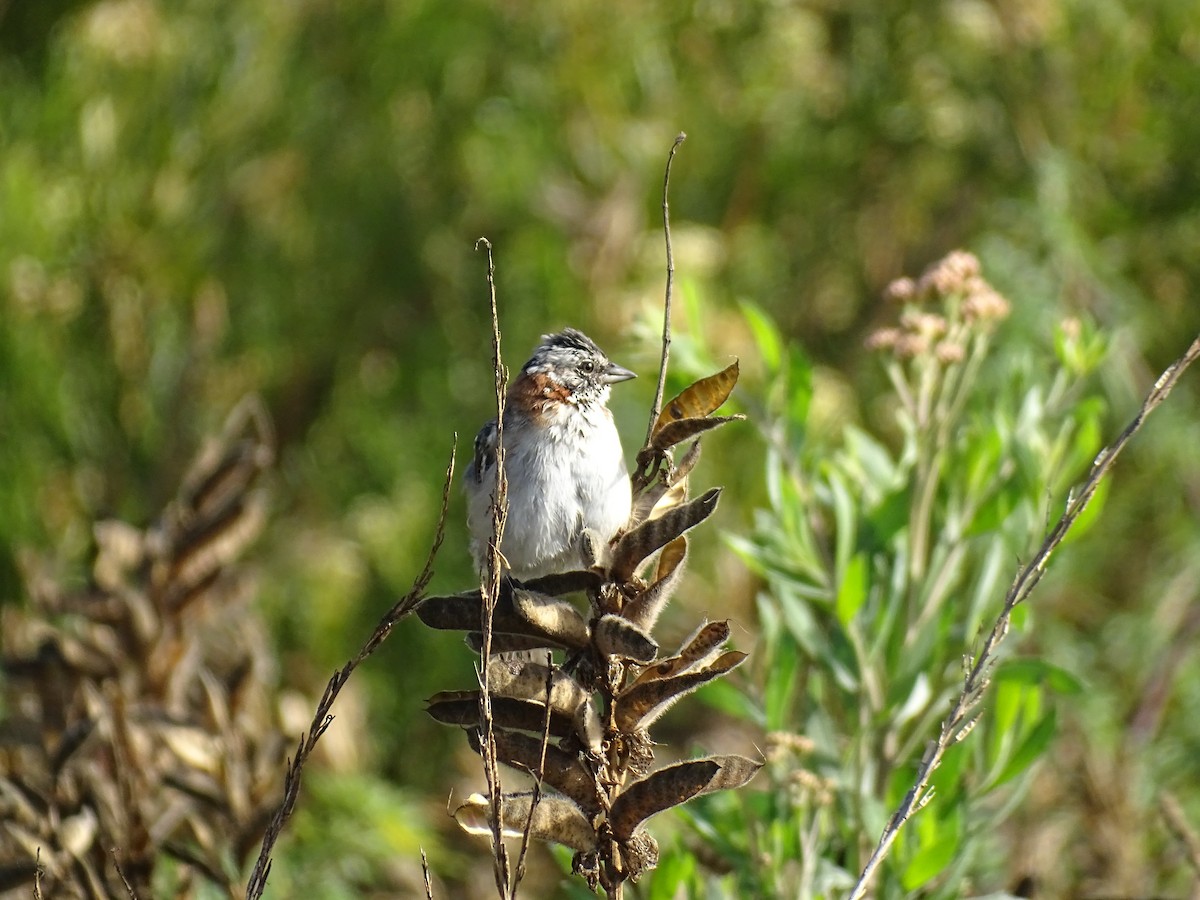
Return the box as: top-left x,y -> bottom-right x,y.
468,418 -> 498,483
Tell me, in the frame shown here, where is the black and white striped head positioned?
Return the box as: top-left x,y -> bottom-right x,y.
519,328 -> 635,407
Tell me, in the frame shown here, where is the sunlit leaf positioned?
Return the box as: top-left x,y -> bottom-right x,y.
1062,476 -> 1110,546
997,659 -> 1084,695
834,553 -> 868,625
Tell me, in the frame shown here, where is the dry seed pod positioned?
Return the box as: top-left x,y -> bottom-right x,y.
512,589 -> 590,650
577,528 -> 603,569
630,478 -> 689,527
614,650 -> 747,731
669,439 -> 703,485
425,692 -> 575,740
487,659 -> 602,750
0,396 -> 282,898
591,615 -> 657,662
610,488 -> 721,582
617,830 -> 660,883
651,415 -> 744,452
176,396 -> 274,523
464,632 -> 563,654
610,754 -> 762,842
160,492 -> 268,611
652,361 -> 740,437
417,588 -> 520,633
418,589 -> 571,650
623,537 -> 688,631
521,570 -> 604,597
454,792 -> 597,853
465,728 -> 599,814
92,520 -> 146,591
629,620 -> 731,689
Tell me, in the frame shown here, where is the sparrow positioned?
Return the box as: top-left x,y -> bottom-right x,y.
465,328 -> 636,580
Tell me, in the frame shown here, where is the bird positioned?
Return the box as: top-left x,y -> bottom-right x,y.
465,327 -> 636,580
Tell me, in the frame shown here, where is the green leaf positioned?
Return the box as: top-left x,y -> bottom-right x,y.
1062,475 -> 1110,546
998,659 -> 1084,695
827,468 -> 857,581
646,846 -> 697,900
835,553 -> 869,625
863,485 -> 911,551
993,707 -> 1058,787
989,677 -> 1035,765
929,740 -> 968,798
740,300 -> 782,371
966,482 -> 1019,536
764,633 -> 801,730
845,426 -> 900,488
787,350 -> 814,426
900,806 -> 960,889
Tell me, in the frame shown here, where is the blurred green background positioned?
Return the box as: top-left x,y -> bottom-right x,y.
3,0 -> 1200,896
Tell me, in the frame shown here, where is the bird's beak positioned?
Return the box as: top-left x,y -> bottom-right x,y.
602,362 -> 637,384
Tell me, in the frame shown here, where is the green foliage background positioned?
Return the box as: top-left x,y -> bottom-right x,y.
3,0 -> 1200,896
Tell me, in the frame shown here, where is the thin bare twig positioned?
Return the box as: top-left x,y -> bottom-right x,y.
848,334 -> 1200,900
110,850 -> 138,900
33,848 -> 43,900
245,441 -> 457,900
642,132 -> 687,451
474,235 -> 512,899
421,847 -> 434,900
512,652 -> 556,890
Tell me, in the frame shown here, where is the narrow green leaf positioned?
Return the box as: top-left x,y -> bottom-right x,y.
998,659 -> 1084,695
834,553 -> 869,625
764,634 -> 800,730
1062,475 -> 1110,545
646,848 -> 697,900
900,810 -> 960,889
739,300 -> 782,371
993,707 -> 1058,787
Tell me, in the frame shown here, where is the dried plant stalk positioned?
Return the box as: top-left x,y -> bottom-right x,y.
424,136 -> 757,899
1,398 -> 283,898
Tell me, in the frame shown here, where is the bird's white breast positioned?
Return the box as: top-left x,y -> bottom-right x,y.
467,402 -> 631,579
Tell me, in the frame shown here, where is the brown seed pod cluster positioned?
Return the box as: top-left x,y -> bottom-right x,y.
419,362 -> 760,893
0,398 -> 285,898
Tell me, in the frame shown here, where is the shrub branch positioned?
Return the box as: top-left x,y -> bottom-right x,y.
849,334 -> 1200,900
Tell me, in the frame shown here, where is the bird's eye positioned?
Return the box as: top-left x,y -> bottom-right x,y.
579,360 -> 596,374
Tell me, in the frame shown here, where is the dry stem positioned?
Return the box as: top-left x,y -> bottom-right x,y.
245,442 -> 457,899
642,132 -> 687,451
474,236 -> 513,898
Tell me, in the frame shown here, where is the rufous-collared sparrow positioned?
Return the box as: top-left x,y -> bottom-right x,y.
465,328 -> 636,580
